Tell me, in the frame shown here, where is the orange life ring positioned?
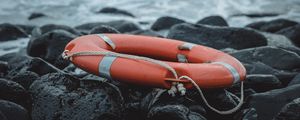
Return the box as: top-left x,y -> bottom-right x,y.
63,34 -> 246,89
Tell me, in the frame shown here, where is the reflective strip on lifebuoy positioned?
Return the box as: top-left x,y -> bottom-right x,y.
98,55 -> 117,80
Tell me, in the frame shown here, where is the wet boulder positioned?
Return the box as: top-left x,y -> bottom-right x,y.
0,78 -> 31,109
147,105 -> 207,120
31,24 -> 81,38
97,7 -> 135,17
231,46 -> 300,70
247,84 -> 300,120
27,30 -> 76,68
130,29 -> 163,37
0,61 -> 8,76
274,98 -> 300,120
276,24 -> 300,47
234,108 -> 258,120
89,25 -> 120,34
0,100 -> 29,120
151,16 -> 185,31
167,23 -> 267,50
246,19 -> 298,33
196,15 -> 228,26
75,20 -> 141,33
10,71 -> 39,89
15,24 -> 36,35
30,73 -> 123,120
288,73 -> 300,86
245,74 -> 281,92
0,23 -> 28,41
28,12 -> 47,20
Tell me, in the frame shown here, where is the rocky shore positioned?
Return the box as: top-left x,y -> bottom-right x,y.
0,9 -> 300,120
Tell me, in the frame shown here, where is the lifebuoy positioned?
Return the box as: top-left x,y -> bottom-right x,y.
63,34 -> 246,89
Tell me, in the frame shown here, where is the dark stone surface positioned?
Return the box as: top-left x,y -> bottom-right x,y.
167,23 -> 267,50
0,23 -> 28,41
27,30 -> 76,68
288,73 -> 300,86
16,24 -> 36,34
234,108 -> 258,120
234,13 -> 279,18
28,12 -> 46,20
247,84 -> 300,120
30,73 -> 124,120
0,78 -> 31,109
130,29 -> 163,37
11,71 -> 39,89
97,7 -> 135,17
151,16 -> 185,31
231,46 -> 300,70
276,24 -> 300,47
246,19 -> 298,33
245,74 -> 281,92
274,98 -> 300,120
75,20 -> 141,33
196,16 -> 228,26
31,24 -> 81,38
89,25 -> 120,34
0,61 -> 8,76
0,100 -> 29,120
147,105 -> 207,120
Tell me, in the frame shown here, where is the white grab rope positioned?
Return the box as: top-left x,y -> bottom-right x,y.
62,50 -> 244,115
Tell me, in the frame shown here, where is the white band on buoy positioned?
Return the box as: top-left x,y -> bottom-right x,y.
97,34 -> 116,50
178,43 -> 196,50
177,54 -> 188,63
98,55 -> 117,80
212,62 -> 240,84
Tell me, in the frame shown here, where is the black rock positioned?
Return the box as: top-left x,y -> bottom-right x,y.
0,23 -> 28,41
274,98 -> 300,120
16,24 -> 36,34
246,19 -> 298,33
0,111 -> 7,120
245,74 -> 281,92
89,25 -> 120,34
0,100 -> 29,120
231,46 -> 300,70
147,105 -> 207,120
30,73 -> 123,120
31,24 -> 81,38
11,71 -> 39,89
75,20 -> 141,33
0,61 -> 8,76
97,7 -> 135,17
0,78 -> 31,109
234,108 -> 258,120
288,73 -> 300,86
246,21 -> 266,30
243,62 -> 279,75
279,46 -> 300,56
130,29 -> 163,37
247,84 -> 300,120
28,12 -> 46,20
151,16 -> 185,31
276,24 -> 300,47
0,51 -> 31,69
27,30 -> 76,68
234,13 -> 279,18
26,57 -> 64,75
196,16 -> 228,26
167,23 -> 267,50
108,20 -> 141,33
